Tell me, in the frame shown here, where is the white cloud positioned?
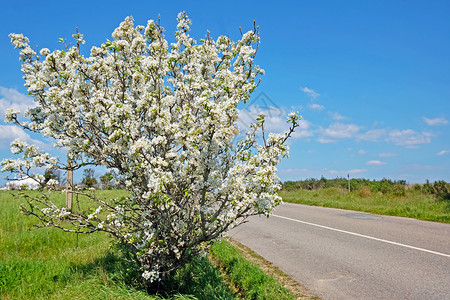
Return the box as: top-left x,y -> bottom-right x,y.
309,103 -> 325,111
279,168 -> 309,174
387,129 -> 432,148
437,150 -> 449,156
0,125 -> 48,149
300,87 -> 320,99
366,160 -> 387,166
284,168 -> 367,180
238,105 -> 313,140
358,149 -> 367,155
238,105 -> 285,132
317,137 -> 335,143
348,169 -> 367,175
423,117 -> 448,126
5,177 -> 40,190
357,129 -> 386,142
331,112 -> 347,121
0,87 -> 36,119
292,119 -> 314,139
329,169 -> 367,176
379,152 -> 398,157
397,163 -> 442,173
318,123 -> 361,143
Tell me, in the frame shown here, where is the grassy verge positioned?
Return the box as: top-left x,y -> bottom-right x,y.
0,190 -> 301,299
1,190 -> 159,300
209,240 -> 295,300
280,188 -> 450,223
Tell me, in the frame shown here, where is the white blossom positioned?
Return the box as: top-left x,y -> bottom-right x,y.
142,270 -> 159,282
88,206 -> 102,220
39,48 -> 50,56
4,12 -> 300,284
5,108 -> 20,122
9,33 -> 29,49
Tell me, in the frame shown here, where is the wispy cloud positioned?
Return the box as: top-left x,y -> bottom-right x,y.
279,168 -> 309,174
366,160 -> 387,166
348,169 -> 367,175
318,123 -> 361,143
279,168 -> 367,180
358,149 -> 367,155
0,125 -> 48,150
331,112 -> 347,121
397,163 -> 442,172
387,129 -> 432,148
329,169 -> 367,176
0,87 -> 36,119
357,129 -> 386,142
309,103 -> 325,111
379,152 -> 398,157
238,105 -> 313,139
300,87 -> 320,99
437,150 -> 449,156
292,119 -> 314,139
238,105 -> 286,133
423,117 -> 448,126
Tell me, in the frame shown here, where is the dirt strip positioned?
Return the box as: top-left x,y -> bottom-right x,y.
226,238 -> 320,300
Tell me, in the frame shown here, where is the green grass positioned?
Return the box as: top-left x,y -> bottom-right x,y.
0,190 -> 159,300
280,187 -> 450,223
210,240 -> 294,300
0,190 -> 297,299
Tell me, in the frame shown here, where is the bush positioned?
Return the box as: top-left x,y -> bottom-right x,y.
431,180 -> 450,201
4,12 -> 300,287
359,186 -> 372,197
282,177 -> 409,196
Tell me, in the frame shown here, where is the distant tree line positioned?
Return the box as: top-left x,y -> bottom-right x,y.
282,177 -> 450,200
79,168 -> 125,190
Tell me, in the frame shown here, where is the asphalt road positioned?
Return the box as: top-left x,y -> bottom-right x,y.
228,203 -> 450,300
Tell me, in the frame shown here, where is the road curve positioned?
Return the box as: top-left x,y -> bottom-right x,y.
228,203 -> 450,300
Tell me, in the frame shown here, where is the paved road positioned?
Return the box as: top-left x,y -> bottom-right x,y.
228,203 -> 450,300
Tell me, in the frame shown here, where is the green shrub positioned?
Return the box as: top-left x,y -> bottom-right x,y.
432,181 -> 450,201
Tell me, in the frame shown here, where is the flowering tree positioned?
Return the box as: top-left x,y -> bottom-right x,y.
3,12 -> 300,284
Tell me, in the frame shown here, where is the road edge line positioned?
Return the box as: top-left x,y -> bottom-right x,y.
272,214 -> 450,258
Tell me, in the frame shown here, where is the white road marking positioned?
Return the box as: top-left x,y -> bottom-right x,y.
272,214 -> 450,258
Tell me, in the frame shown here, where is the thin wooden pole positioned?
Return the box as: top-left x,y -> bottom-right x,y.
348,173 -> 351,193
66,161 -> 73,211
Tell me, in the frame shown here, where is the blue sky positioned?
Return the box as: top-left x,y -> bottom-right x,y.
1,0 -> 449,185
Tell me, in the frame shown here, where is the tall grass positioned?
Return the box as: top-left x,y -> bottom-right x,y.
1,190 -> 160,299
0,190 -> 297,299
280,187 -> 450,223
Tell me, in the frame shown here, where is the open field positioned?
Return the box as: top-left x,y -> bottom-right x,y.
0,190 -> 296,300
280,187 -> 450,223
